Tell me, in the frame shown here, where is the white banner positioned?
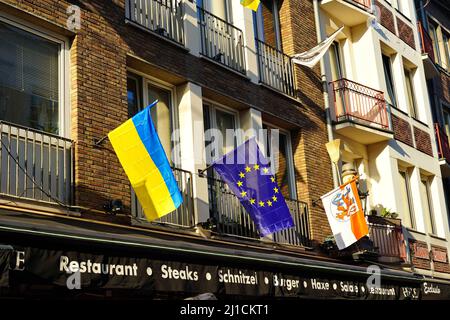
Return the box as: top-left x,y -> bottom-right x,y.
292,26 -> 344,68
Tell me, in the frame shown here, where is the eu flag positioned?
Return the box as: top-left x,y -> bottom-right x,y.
211,138 -> 294,237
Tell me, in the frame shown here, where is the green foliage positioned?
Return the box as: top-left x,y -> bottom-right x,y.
380,207 -> 398,219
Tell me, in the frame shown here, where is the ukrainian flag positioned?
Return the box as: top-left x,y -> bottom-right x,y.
240,0 -> 260,11
108,101 -> 182,221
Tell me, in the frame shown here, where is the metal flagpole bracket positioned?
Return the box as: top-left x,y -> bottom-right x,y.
312,198 -> 323,208
93,135 -> 109,148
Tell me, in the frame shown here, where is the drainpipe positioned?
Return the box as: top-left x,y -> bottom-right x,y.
313,0 -> 339,188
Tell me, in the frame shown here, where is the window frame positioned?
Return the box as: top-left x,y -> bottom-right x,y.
126,68 -> 180,165
382,53 -> 398,109
0,13 -> 70,138
398,167 -> 416,230
262,122 -> 297,200
403,67 -> 417,118
203,99 -> 241,164
420,175 -> 436,235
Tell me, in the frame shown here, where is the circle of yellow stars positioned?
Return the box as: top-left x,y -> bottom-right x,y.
236,165 -> 279,207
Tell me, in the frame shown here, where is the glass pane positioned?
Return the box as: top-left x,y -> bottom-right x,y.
127,77 -> 140,117
382,55 -> 397,108
404,69 -> 417,118
0,21 -> 60,134
205,0 -> 228,20
275,132 -> 293,199
215,108 -> 236,155
329,43 -> 342,81
148,84 -> 172,163
420,179 -> 435,234
398,171 -> 413,228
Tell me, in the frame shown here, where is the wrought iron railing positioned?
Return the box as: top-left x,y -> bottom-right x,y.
125,0 -> 184,45
435,123 -> 450,163
255,39 -> 296,97
368,216 -> 407,262
197,7 -> 246,74
330,78 -> 391,130
132,167 -> 195,228
0,121 -> 73,205
206,175 -> 311,247
417,21 -> 436,64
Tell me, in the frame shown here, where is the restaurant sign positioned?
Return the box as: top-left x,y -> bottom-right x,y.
0,245 -> 428,300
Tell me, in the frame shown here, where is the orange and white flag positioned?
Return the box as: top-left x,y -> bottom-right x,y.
321,178 -> 368,250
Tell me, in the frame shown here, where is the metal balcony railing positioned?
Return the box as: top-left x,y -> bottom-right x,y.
198,7 -> 246,74
132,167 -> 195,228
0,121 -> 73,205
125,0 -> 184,45
206,176 -> 311,247
255,39 -> 296,97
368,216 -> 407,262
330,78 -> 391,130
435,123 -> 450,164
417,21 -> 436,64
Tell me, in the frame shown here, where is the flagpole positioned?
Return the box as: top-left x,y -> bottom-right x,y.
93,100 -> 159,147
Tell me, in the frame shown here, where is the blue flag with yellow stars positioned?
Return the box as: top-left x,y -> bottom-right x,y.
211,137 -> 294,237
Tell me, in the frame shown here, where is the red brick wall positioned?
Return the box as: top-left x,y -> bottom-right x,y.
376,1 -> 396,35
413,126 -> 433,156
440,72 -> 450,105
397,18 -> 416,50
409,240 -> 432,270
431,245 -> 450,274
392,114 -> 414,147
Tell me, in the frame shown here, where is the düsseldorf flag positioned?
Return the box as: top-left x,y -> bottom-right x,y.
321,178 -> 369,250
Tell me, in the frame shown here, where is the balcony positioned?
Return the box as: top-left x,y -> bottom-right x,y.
435,123 -> 450,177
198,7 -> 246,74
255,39 -> 296,97
320,0 -> 373,27
367,216 -> 408,264
0,121 -> 73,205
132,167 -> 195,228
330,78 -> 393,144
206,176 -> 311,247
125,0 -> 184,45
417,21 -> 439,79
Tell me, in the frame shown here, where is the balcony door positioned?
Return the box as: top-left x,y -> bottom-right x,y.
127,72 -> 180,222
253,0 -> 282,50
199,0 -> 231,22
262,124 -> 296,200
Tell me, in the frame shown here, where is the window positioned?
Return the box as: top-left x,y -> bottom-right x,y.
199,0 -> 231,21
262,124 -> 296,199
253,0 -> 282,49
443,107 -> 450,140
0,19 -> 65,135
443,32 -> 450,70
404,68 -> 417,118
428,21 -> 442,65
420,176 -> 436,235
203,103 -> 238,164
398,168 -> 415,229
126,73 -> 176,164
329,42 -> 343,81
382,54 -> 397,108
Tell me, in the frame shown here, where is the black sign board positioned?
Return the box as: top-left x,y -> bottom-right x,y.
0,245 -> 430,300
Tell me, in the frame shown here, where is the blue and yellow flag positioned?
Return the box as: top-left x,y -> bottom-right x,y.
108,101 -> 182,221
240,0 -> 260,11
211,138 -> 294,237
